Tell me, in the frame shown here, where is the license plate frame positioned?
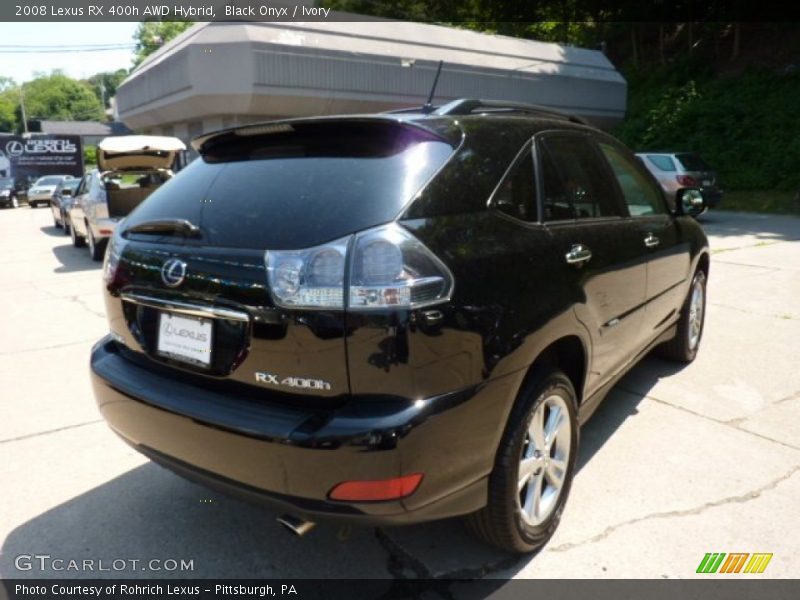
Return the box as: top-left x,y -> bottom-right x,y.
157,311 -> 213,368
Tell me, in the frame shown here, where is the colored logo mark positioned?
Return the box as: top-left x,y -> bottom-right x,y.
696,552 -> 773,574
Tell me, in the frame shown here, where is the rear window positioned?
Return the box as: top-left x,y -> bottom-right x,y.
123,122 -> 454,250
59,180 -> 79,192
675,153 -> 710,171
36,177 -> 63,186
646,155 -> 676,172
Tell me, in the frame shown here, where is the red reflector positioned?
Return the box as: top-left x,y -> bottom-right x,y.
676,175 -> 698,187
99,229 -> 113,235
329,473 -> 423,502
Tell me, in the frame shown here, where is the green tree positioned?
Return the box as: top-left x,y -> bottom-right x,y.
86,69 -> 129,109
0,76 -> 17,131
20,71 -> 104,122
132,21 -> 194,68
84,145 -> 97,166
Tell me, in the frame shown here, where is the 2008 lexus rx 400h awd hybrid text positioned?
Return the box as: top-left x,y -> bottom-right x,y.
91,99 -> 710,554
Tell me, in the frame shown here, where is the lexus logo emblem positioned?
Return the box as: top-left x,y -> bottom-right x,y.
5,141 -> 24,158
161,258 -> 187,288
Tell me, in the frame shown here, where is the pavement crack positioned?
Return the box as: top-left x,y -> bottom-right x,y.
615,386 -> 800,451
0,338 -> 98,356
549,464 -> 800,553
375,527 -> 434,580
374,528 -> 522,584
707,300 -> 799,321
66,294 -> 106,319
0,419 -> 103,444
773,390 -> 800,405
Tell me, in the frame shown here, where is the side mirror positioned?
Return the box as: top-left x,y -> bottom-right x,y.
675,188 -> 706,218
61,188 -> 72,196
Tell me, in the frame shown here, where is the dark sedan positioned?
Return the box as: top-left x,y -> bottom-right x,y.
0,177 -> 26,209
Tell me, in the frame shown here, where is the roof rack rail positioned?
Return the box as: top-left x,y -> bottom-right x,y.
432,99 -> 589,125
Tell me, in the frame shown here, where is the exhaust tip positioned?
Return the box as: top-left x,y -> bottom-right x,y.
276,514 -> 316,537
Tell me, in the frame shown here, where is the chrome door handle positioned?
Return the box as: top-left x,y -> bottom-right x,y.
644,233 -> 660,248
565,244 -> 592,266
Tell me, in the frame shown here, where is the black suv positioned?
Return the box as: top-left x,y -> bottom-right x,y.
91,99 -> 709,553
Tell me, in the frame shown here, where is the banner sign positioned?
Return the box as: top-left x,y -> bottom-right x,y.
0,1 -> 787,22
0,134 -> 84,182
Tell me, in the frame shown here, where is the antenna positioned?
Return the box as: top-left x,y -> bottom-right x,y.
422,61 -> 444,114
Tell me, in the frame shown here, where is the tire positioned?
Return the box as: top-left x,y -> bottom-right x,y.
656,269 -> 707,363
30,201 -> 37,208
465,370 -> 579,554
69,218 -> 86,248
53,210 -> 62,228
62,211 -> 70,235
11,195 -> 18,209
87,226 -> 106,261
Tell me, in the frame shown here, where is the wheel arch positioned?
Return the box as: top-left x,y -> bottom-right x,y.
517,334 -> 588,411
696,250 -> 710,279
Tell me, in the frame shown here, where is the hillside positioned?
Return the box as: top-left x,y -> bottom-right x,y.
610,24 -> 800,212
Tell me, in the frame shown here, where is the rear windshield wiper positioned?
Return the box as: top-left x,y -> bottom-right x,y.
122,218 -> 202,238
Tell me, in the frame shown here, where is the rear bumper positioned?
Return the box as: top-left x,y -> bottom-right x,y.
90,217 -> 118,239
28,193 -> 53,202
91,336 -> 520,525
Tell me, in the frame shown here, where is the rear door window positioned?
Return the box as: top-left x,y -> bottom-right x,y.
123,122 -> 455,249
491,145 -> 537,222
539,134 -> 622,221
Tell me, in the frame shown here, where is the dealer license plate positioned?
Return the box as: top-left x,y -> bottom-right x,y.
157,312 -> 212,367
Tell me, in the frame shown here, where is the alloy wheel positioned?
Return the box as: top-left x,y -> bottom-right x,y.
517,394 -> 572,527
688,276 -> 705,350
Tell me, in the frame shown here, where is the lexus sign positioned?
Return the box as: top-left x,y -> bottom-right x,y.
0,134 -> 83,180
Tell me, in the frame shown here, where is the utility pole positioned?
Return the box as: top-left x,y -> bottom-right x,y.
99,80 -> 106,112
19,83 -> 28,134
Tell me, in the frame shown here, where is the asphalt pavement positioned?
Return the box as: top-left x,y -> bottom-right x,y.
1,206 -> 798,582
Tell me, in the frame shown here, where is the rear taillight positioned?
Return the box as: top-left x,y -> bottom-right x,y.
102,232 -> 127,285
676,175 -> 698,187
266,237 -> 349,309
265,224 -> 453,311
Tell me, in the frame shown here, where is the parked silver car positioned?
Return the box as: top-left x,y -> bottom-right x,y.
68,135 -> 185,260
635,153 -> 723,210
27,175 -> 74,208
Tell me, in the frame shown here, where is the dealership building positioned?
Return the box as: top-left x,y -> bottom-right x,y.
115,20 -> 626,146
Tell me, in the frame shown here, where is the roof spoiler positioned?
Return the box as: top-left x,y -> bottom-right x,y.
191,116 -> 461,156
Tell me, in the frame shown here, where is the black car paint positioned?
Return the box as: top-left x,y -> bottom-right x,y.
92,113 -> 710,525
0,177 -> 26,207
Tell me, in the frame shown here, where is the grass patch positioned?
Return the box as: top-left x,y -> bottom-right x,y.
718,190 -> 799,215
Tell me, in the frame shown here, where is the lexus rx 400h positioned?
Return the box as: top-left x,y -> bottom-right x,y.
91,100 -> 710,553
